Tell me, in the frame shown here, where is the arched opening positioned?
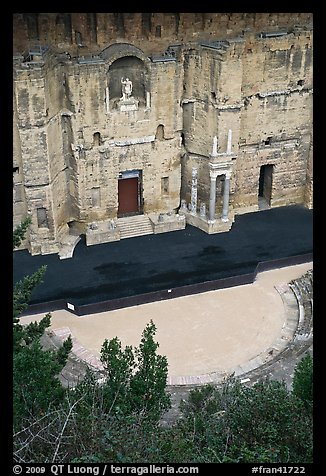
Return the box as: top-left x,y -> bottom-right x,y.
93,132 -> 101,146
108,56 -> 148,110
155,124 -> 165,140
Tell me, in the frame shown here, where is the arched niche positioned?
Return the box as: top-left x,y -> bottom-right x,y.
107,55 -> 149,110
155,124 -> 165,140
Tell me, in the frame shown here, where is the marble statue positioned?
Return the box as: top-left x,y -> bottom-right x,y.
121,77 -> 132,101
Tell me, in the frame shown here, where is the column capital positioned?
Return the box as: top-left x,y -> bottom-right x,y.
209,168 -> 232,180
192,166 -> 198,177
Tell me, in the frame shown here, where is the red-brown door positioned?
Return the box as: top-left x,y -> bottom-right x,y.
118,177 -> 139,216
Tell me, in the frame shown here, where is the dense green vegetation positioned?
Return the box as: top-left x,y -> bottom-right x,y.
13,219 -> 313,463
13,219 -> 72,432
292,354 -> 313,412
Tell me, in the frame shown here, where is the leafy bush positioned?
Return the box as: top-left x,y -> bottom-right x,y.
292,354 -> 313,411
99,320 -> 171,420
177,377 -> 313,463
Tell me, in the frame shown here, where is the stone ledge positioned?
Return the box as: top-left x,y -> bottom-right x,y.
149,213 -> 186,234
59,235 -> 81,260
86,220 -> 121,246
180,209 -> 234,234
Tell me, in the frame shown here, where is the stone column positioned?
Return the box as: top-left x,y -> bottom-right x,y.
221,172 -> 231,222
212,135 -> 218,156
191,167 -> 198,214
209,171 -> 217,221
227,129 -> 232,154
105,87 -> 109,113
200,202 -> 206,217
146,91 -> 151,108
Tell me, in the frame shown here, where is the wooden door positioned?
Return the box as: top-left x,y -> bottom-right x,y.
118,177 -> 139,216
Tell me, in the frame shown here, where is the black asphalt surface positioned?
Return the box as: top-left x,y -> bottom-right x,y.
13,205 -> 313,306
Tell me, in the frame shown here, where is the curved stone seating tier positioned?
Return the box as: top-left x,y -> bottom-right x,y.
36,267 -> 313,427
42,327 -> 104,388
289,269 -> 313,340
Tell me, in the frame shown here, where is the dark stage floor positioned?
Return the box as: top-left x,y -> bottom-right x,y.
13,205 -> 313,306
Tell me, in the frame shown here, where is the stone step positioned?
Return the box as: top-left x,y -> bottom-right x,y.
289,269 -> 313,340
119,222 -> 153,231
120,229 -> 153,239
117,215 -> 153,239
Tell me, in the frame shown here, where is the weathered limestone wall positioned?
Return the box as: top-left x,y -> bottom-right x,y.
13,13 -> 313,57
14,67 -> 56,254
181,155 -> 211,211
181,27 -> 313,215
233,30 -> 313,210
304,133 -> 313,209
13,89 -> 28,248
66,57 -> 183,220
13,43 -> 184,253
13,13 -> 313,254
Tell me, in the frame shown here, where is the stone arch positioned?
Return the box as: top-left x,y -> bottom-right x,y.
101,43 -> 151,111
93,132 -> 101,146
108,56 -> 149,109
100,43 -> 149,64
155,124 -> 165,140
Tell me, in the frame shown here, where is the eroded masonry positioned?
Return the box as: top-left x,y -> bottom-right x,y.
13,13 -> 313,256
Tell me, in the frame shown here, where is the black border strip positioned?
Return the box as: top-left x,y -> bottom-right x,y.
20,252 -> 313,317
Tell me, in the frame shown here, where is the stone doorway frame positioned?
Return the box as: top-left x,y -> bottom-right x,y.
118,169 -> 143,217
258,164 -> 274,209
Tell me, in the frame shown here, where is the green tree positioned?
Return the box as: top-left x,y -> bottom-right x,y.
13,219 -> 72,431
129,320 -> 170,419
13,216 -> 31,249
178,377 -> 313,463
13,216 -> 46,323
292,354 -> 313,411
99,320 -> 171,419
13,266 -> 47,324
13,336 -> 72,428
26,322 -> 172,463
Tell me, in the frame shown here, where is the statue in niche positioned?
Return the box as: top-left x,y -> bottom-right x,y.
121,77 -> 133,101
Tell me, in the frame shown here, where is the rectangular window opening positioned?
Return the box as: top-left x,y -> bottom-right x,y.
15,183 -> 23,202
161,177 -> 169,195
37,207 -> 49,228
91,187 -> 101,207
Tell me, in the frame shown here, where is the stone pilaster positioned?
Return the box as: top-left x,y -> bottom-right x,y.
191,167 -> 198,214
209,170 -> 218,221
222,171 -> 231,222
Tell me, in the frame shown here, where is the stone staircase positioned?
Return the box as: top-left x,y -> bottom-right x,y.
117,215 -> 154,240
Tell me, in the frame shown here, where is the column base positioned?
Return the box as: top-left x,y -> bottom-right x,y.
221,217 -> 229,222
181,210 -> 234,234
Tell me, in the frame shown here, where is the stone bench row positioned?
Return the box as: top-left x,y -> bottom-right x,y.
289,269 -> 313,340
